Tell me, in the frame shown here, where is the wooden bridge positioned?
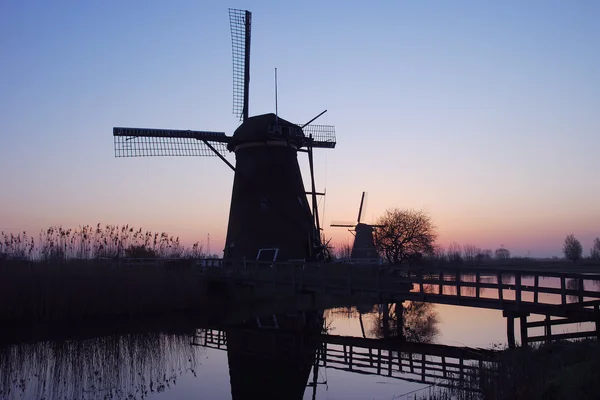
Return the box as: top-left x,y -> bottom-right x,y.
198,262 -> 600,347
192,328 -> 498,391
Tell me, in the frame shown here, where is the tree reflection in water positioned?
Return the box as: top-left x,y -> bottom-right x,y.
369,301 -> 440,343
0,332 -> 202,400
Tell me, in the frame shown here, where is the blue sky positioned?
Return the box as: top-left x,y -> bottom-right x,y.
1,1 -> 599,257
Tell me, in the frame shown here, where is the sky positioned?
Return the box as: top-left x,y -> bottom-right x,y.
1,1 -> 599,258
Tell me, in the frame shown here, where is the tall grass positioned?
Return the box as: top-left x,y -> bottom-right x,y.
0,224 -> 214,325
412,339 -> 600,400
0,330 -> 202,400
0,224 -> 206,261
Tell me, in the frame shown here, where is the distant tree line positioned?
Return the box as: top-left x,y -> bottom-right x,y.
367,208 -> 520,266
337,206 -> 600,267
563,234 -> 600,263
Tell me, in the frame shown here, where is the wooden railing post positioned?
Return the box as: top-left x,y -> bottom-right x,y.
439,271 -> 444,295
544,314 -> 551,343
561,276 -> 567,304
578,277 -> 584,303
456,269 -> 461,297
595,305 -> 600,341
534,275 -> 539,304
520,315 -> 528,347
475,271 -> 481,299
497,272 -> 503,301
442,356 -> 447,377
349,346 -> 353,370
507,314 -> 516,348
515,273 -> 522,310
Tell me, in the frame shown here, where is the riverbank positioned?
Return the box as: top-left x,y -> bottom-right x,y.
420,339 -> 600,400
0,259 -> 211,326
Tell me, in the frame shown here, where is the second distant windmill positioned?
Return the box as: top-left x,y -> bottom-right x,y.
331,192 -> 383,262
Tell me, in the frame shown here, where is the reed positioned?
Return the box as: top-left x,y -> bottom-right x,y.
0,224 -> 211,326
415,339 -> 600,400
1,224 -> 205,261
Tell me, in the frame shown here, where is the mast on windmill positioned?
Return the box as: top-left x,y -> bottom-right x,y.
331,192 -> 383,263
112,9 -> 336,264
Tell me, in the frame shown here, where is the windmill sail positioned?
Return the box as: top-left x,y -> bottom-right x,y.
111,9 -> 337,263
113,127 -> 229,157
229,8 -> 251,122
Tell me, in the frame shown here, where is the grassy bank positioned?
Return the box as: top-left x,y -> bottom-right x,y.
416,339 -> 600,400
0,259 -> 209,326
0,225 -> 217,326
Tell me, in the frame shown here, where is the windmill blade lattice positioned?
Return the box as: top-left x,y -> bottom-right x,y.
229,8 -> 251,121
113,127 -> 229,157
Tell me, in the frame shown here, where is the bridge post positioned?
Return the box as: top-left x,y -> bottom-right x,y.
475,271 -> 481,299
497,272 -> 504,301
515,273 -> 522,310
438,271 -> 444,295
520,315 -> 528,347
534,275 -> 539,303
561,276 -> 567,304
382,302 -> 390,338
456,269 -> 461,297
544,314 -> 551,343
595,305 -> 600,341
506,313 -> 516,348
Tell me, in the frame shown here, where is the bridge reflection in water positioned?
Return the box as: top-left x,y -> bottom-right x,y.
193,304 -> 499,399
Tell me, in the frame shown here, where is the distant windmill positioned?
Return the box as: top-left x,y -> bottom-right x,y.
112,9 -> 336,263
331,192 -> 383,262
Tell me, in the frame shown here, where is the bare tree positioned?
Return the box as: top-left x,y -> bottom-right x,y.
463,244 -> 482,264
447,242 -> 463,264
373,208 -> 437,265
495,247 -> 510,260
563,234 -> 582,264
590,237 -> 600,260
334,242 -> 352,260
476,248 -> 493,263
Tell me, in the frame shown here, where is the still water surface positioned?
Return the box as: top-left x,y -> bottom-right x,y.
2,274 -> 596,400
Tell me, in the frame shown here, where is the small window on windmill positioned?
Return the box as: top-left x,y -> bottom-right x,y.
256,248 -> 278,267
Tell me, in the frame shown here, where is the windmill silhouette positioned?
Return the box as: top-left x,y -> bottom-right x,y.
112,9 -> 336,263
331,192 -> 383,262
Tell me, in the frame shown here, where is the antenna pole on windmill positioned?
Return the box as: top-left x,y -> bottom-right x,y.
275,68 -> 278,126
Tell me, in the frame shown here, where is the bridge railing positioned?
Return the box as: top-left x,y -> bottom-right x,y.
192,328 -> 498,391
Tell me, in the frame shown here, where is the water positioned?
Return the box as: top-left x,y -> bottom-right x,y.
2,273 -> 598,400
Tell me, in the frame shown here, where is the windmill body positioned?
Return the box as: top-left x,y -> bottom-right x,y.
224,113 -> 317,262
351,223 -> 379,259
112,9 -> 335,264
331,192 -> 382,264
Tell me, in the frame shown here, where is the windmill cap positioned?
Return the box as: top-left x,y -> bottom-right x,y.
227,113 -> 304,151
